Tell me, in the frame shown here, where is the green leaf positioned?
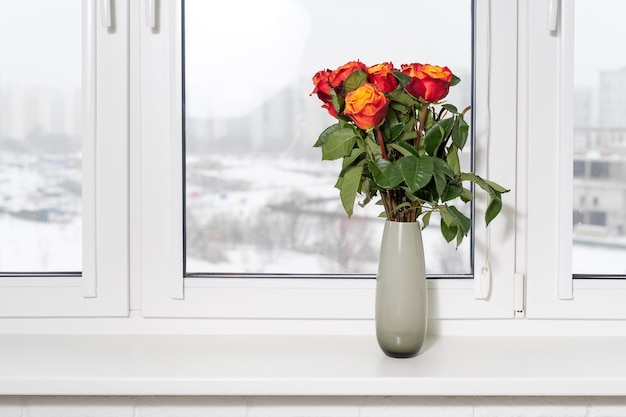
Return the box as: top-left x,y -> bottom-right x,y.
483,178 -> 510,194
439,205 -> 455,227
390,141 -> 419,158
397,156 -> 434,193
384,107 -> 400,127
388,123 -> 405,141
460,172 -> 509,196
334,176 -> 342,190
392,71 -> 412,87
341,147 -> 366,170
431,156 -> 454,178
440,217 -> 457,243
313,123 -> 340,147
331,89 -> 343,114
424,123 -> 445,156
485,196 -> 503,226
365,134 -> 381,158
446,143 -> 461,175
432,169 -> 446,201
368,159 -> 403,189
358,177 -> 374,208
421,211 -> 432,230
321,127 -> 359,160
441,183 -> 464,202
343,70 -> 368,93
451,114 -> 469,149
428,157 -> 454,199
389,102 -> 410,115
460,187 -> 473,202
447,205 -> 471,235
399,131 -> 418,142
387,88 -> 417,107
442,103 -> 458,114
450,74 -> 461,86
339,164 -> 364,217
458,172 -> 508,226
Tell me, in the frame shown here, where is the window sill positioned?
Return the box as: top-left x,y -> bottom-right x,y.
2,334 -> 626,396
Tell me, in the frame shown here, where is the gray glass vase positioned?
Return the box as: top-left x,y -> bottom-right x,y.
375,220 -> 428,358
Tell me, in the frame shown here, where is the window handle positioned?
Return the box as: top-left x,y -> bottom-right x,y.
101,0 -> 112,28
548,0 -> 560,31
146,0 -> 156,28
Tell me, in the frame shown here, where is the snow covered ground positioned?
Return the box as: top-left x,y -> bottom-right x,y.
1,152 -> 625,277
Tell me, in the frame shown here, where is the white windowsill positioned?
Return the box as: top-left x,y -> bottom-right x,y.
2,334 -> 626,396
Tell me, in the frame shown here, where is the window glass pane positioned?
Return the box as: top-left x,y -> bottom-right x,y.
573,0 -> 626,275
0,1 -> 82,272
184,0 -> 472,275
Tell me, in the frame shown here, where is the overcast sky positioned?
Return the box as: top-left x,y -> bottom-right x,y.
0,1 -> 622,105
0,0 -> 80,89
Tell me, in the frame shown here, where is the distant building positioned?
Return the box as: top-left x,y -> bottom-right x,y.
573,68 -> 626,240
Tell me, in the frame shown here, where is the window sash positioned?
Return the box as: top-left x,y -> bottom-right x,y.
523,0 -> 626,319
0,0 -> 128,317
139,0 -> 516,320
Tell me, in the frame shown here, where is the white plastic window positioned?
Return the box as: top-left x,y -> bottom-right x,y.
139,0 -> 517,320
0,0 -> 128,317
524,0 -> 626,319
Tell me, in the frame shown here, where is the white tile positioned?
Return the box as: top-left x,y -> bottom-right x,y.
135,396 -> 247,417
475,397 -> 588,417
360,397 -> 474,417
588,397 -> 626,417
25,396 -> 135,417
0,397 -> 22,417
247,396 -> 361,417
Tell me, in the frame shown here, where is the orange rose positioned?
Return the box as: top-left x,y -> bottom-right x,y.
329,61 -> 368,88
343,83 -> 389,130
401,63 -> 453,102
367,62 -> 398,93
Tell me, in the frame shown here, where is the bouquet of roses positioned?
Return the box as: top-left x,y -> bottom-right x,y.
311,60 -> 508,246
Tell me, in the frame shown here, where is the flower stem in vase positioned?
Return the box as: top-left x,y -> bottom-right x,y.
375,128 -> 388,160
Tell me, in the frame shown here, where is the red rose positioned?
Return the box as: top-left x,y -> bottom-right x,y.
367,62 -> 398,93
401,63 -> 453,102
329,61 -> 368,88
322,101 -> 338,118
343,83 -> 389,130
311,69 -> 333,103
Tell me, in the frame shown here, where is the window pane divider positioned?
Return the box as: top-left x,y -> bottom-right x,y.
82,0 -> 98,298
556,0 -> 574,300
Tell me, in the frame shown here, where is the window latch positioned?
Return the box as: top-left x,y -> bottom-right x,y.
146,0 -> 156,29
100,0 -> 112,28
548,0 -> 560,31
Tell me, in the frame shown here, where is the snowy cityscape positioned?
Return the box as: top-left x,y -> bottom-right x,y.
1,0 -> 626,276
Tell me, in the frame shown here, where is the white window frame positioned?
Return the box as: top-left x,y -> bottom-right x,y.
0,0 -> 129,317
139,0 -> 518,321
523,0 -> 626,319
1,0 -> 623,332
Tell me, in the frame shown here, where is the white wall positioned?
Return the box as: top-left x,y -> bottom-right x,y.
2,396 -> 626,417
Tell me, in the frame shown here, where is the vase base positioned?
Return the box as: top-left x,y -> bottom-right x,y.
380,349 -> 419,359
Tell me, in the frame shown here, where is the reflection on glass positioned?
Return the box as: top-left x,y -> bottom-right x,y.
184,0 -> 472,275
0,1 -> 82,272
573,1 -> 626,275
